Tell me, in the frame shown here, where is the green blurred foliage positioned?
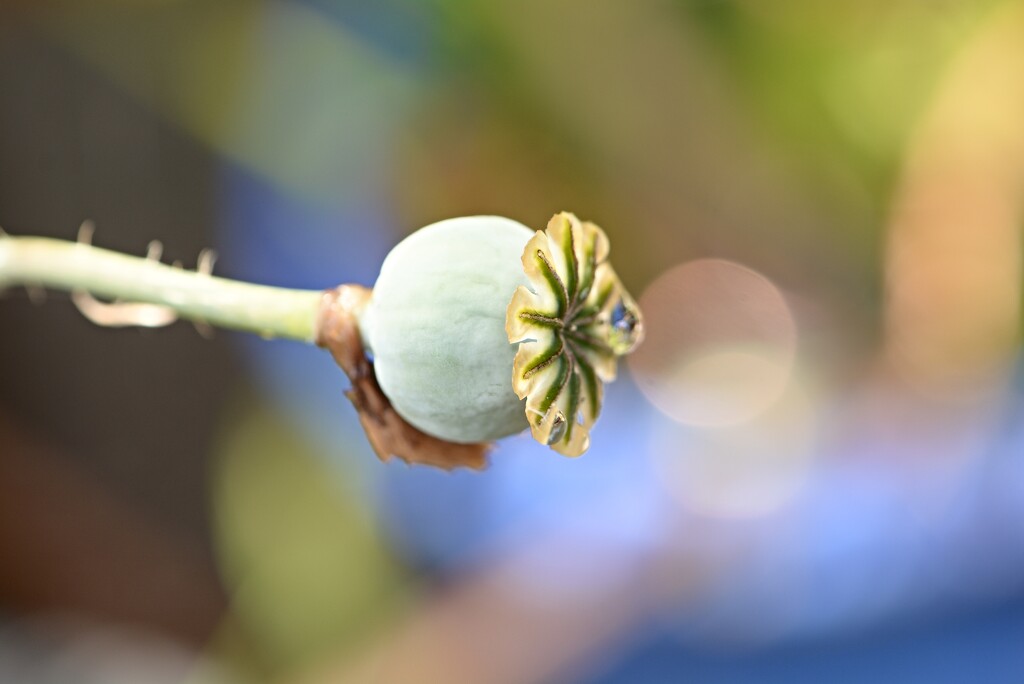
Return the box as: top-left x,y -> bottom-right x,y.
209,395 -> 409,678
682,0 -> 999,188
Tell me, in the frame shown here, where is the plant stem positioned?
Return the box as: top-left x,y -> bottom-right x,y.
0,235 -> 324,342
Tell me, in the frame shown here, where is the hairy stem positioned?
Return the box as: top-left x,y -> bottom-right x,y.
0,235 -> 323,342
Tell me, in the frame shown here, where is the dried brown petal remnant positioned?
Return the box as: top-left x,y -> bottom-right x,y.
316,285 -> 490,470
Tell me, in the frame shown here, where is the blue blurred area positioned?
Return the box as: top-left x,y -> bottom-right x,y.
589,595 -> 1024,684
217,162 -> 393,476
218,163 -> 391,289
377,374 -> 671,573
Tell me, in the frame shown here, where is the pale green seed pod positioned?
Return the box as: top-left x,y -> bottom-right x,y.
361,216 -> 534,443
361,212 -> 643,455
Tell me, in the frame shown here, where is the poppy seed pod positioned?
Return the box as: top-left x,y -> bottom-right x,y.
360,216 -> 534,444
360,212 -> 643,456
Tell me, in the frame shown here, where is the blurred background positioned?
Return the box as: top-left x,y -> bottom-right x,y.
1,1 -> 1023,682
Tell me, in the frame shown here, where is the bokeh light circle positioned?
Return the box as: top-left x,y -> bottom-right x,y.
650,378 -> 817,519
628,259 -> 798,427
